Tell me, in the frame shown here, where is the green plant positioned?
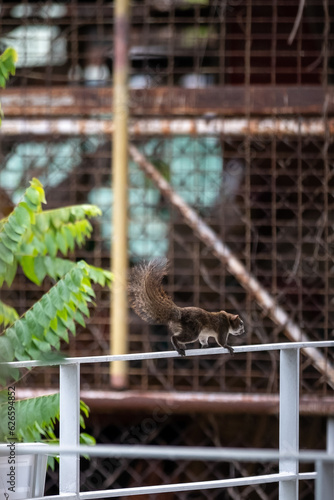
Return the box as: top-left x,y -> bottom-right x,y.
0,50 -> 104,462
0,178 -> 112,368
0,47 -> 18,125
0,178 -> 112,456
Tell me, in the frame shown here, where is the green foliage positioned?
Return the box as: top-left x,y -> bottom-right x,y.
0,392 -> 96,467
24,205 -> 102,264
0,392 -> 60,443
0,178 -> 111,449
0,48 -> 18,125
0,336 -> 19,383
0,48 -> 17,88
0,179 -> 111,334
0,178 -> 111,386
0,178 -> 112,381
0,301 -> 19,328
0,178 -> 45,287
0,54 -> 100,452
1,260 -> 111,378
0,179 -> 104,289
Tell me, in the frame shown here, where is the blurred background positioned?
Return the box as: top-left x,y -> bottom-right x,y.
0,0 -> 333,498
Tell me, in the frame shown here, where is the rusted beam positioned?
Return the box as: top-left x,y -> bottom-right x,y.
2,117 -> 334,136
15,388 -> 334,416
2,86 -> 334,117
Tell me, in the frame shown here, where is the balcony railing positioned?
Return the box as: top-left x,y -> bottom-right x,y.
1,341 -> 334,500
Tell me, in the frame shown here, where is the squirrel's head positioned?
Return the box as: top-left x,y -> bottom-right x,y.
226,313 -> 245,336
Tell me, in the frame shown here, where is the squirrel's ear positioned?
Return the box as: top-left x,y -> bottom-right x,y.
230,314 -> 239,321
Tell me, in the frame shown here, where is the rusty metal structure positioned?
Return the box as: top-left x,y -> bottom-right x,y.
0,1 -> 333,498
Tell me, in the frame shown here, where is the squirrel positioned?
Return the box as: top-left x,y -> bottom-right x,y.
128,259 -> 245,356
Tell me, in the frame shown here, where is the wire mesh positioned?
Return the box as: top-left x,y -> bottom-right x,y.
0,1 -> 332,87
0,0 -> 333,395
0,2 -> 332,498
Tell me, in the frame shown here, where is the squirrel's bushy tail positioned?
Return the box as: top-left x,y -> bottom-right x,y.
128,258 -> 179,324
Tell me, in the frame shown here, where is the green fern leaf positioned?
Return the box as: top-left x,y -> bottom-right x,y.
0,179 -> 45,286
4,327 -> 21,352
0,47 -> 18,125
0,300 -> 19,328
1,233 -> 18,252
0,241 -> 14,265
0,336 -> 19,385
3,222 -> 22,242
40,204 -> 101,229
0,337 -> 14,362
40,293 -> 57,319
19,209 -> 99,263
1,261 -> 103,362
0,393 -> 60,442
80,432 -> 96,446
0,177 -> 105,452
0,392 -> 95,463
20,255 -> 40,285
14,319 -> 31,349
0,48 -> 18,88
18,255 -> 75,285
44,231 -> 58,257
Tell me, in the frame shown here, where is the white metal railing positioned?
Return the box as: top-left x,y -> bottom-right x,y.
1,341 -> 334,500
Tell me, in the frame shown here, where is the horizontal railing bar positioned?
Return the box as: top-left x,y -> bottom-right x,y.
78,473 -> 296,499
298,472 -> 317,480
19,472 -> 320,500
25,474 -> 296,500
2,444 -> 333,463
1,341 -> 334,368
30,495 -> 76,500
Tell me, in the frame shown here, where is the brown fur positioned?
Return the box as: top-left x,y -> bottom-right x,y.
128,259 -> 245,356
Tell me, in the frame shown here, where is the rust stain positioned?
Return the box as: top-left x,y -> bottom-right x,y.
2,86 -> 334,117
161,119 -> 171,136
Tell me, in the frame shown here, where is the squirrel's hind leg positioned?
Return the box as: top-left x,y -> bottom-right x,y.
169,322 -> 187,356
169,323 -> 200,357
171,335 -> 186,356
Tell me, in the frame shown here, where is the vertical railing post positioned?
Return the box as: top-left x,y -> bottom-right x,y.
279,348 -> 299,500
59,363 -> 80,496
327,418 -> 334,486
315,417 -> 334,500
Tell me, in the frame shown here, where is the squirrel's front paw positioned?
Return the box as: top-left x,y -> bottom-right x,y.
224,344 -> 234,355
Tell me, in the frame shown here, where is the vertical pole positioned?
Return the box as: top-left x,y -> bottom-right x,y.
59,363 -> 80,495
279,348 -> 299,500
327,417 -> 334,464
316,418 -> 334,500
110,0 -> 130,388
